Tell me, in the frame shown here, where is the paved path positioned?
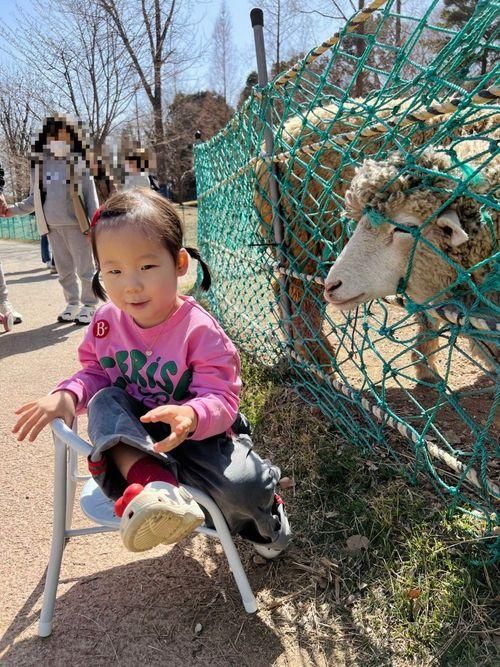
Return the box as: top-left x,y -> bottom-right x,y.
0,239 -> 293,667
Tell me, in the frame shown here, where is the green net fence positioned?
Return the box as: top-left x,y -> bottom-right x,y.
0,215 -> 39,241
194,0 -> 499,558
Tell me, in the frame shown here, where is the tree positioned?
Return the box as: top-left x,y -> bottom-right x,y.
0,67 -> 53,199
439,0 -> 498,75
4,0 -> 136,151
237,71 -> 258,110
210,1 -> 237,105
0,75 -> 36,199
164,91 -> 232,201
96,0 -> 200,194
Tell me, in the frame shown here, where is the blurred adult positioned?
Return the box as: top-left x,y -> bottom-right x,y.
0,161 -> 23,331
4,115 -> 99,325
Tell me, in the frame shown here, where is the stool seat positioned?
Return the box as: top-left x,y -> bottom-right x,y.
81,478 -> 120,528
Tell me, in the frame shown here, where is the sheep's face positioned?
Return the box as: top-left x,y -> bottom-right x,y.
324,205 -> 469,309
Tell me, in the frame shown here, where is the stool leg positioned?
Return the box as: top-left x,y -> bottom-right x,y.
189,488 -> 257,613
39,439 -> 68,637
65,448 -> 78,531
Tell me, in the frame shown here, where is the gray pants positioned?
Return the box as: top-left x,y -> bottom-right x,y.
48,226 -> 97,306
87,387 -> 282,544
0,261 -> 7,303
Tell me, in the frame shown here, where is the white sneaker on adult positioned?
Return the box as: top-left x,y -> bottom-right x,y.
0,301 -> 22,325
74,305 -> 96,325
120,481 -> 205,553
0,310 -> 13,332
57,304 -> 81,323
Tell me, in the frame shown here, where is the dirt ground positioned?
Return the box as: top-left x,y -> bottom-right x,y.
0,237 -> 343,667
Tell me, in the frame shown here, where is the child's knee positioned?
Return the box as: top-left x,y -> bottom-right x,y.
90,386 -> 127,407
222,458 -> 280,512
88,386 -> 138,418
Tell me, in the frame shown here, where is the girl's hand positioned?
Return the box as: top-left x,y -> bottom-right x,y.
12,391 -> 77,442
140,405 -> 198,453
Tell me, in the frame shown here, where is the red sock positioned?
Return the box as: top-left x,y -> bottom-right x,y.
114,458 -> 178,518
126,456 -> 178,487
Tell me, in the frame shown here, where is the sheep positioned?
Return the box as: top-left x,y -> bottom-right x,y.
254,94 -> 472,369
323,139 -> 499,379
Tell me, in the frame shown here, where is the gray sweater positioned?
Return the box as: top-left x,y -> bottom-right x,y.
10,155 -> 98,228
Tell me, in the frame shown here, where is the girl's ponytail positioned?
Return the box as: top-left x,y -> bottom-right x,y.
92,270 -> 107,301
185,246 -> 211,291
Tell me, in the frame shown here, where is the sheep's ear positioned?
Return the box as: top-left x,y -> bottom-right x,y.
436,210 -> 469,246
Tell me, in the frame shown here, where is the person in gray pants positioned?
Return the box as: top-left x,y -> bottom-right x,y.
5,115 -> 98,325
0,160 -> 23,331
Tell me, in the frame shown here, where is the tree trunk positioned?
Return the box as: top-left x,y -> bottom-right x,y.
153,97 -> 168,193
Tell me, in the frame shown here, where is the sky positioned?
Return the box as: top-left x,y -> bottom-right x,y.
0,0 -> 344,108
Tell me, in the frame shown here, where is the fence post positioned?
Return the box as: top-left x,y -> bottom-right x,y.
250,7 -> 294,348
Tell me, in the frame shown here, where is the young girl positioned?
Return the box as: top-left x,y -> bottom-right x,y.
13,188 -> 291,557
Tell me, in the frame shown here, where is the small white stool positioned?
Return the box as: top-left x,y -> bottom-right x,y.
39,419 -> 257,637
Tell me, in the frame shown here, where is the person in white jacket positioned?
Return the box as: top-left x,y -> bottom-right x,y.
4,115 -> 99,325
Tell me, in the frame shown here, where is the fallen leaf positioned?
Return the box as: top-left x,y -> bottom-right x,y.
346,535 -> 370,552
194,622 -> 203,635
253,554 -> 268,566
407,588 -> 421,600
325,511 -> 338,519
446,431 -> 462,444
279,476 -> 295,489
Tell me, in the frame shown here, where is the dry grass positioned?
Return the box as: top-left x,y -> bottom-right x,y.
238,354 -> 500,666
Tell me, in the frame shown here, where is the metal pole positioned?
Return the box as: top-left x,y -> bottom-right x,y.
250,8 -> 293,343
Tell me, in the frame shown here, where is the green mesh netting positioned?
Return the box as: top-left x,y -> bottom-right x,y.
194,0 -> 499,558
0,215 -> 39,241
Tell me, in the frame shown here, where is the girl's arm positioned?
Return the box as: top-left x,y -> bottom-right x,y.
53,321 -> 112,413
13,316 -> 111,442
181,325 -> 241,441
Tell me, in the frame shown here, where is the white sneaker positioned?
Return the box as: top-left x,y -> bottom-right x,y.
120,482 -> 205,553
74,305 -> 96,325
0,301 -> 22,325
0,310 -> 13,332
57,304 -> 81,322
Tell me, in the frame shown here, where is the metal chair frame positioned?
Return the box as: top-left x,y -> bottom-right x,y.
38,419 -> 257,637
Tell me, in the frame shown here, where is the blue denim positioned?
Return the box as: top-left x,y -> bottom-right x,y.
86,387 -> 285,544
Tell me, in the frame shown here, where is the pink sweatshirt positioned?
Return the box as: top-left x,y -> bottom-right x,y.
55,296 -> 241,440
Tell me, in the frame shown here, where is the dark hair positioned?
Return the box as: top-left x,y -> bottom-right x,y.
33,116 -> 86,155
90,187 -> 211,301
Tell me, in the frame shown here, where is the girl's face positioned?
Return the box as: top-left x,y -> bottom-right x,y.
97,225 -> 188,328
48,128 -> 72,158
125,159 -> 139,174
